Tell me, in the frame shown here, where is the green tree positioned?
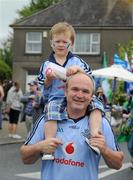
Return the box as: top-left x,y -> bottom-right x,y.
116,37 -> 133,64
0,34 -> 13,68
18,0 -> 62,18
0,61 -> 12,82
0,47 -> 13,68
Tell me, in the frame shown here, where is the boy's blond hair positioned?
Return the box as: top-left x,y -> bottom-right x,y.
49,22 -> 75,45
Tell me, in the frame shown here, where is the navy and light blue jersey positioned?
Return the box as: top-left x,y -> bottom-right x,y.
25,109 -> 120,180
38,51 -> 92,103
38,51 -> 105,114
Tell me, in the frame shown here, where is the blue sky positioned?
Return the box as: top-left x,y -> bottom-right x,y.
0,0 -> 30,47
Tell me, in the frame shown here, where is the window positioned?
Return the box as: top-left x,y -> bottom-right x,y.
25,32 -> 42,53
73,33 -> 100,55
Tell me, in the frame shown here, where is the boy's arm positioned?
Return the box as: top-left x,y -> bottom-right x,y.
38,62 -> 55,102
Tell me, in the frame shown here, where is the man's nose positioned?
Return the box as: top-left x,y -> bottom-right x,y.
77,90 -> 84,97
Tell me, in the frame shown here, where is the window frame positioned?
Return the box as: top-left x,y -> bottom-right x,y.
25,32 -> 42,54
72,32 -> 100,55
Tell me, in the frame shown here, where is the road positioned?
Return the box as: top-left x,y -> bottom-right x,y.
0,142 -> 133,180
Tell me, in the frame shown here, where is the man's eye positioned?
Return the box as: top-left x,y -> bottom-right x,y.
72,88 -> 78,91
83,90 -> 90,94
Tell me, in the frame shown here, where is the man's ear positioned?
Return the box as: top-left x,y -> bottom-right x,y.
64,83 -> 67,97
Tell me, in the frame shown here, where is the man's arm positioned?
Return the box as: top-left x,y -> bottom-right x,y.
89,134 -> 124,170
101,147 -> 124,169
20,138 -> 62,164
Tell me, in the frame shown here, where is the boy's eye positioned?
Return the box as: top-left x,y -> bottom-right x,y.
62,41 -> 68,44
55,40 -> 60,44
55,41 -> 68,44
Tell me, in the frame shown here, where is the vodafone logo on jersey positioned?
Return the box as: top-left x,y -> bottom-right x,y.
55,141 -> 85,167
63,142 -> 76,156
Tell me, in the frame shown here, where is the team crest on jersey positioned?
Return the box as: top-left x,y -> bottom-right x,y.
81,128 -> 90,138
63,142 -> 76,156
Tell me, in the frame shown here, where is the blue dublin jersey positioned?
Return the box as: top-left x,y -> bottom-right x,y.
25,113 -> 119,180
38,51 -> 92,103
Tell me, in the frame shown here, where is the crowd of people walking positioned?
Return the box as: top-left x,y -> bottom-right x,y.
0,79 -> 44,139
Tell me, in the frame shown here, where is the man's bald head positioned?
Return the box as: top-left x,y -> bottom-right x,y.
66,72 -> 95,95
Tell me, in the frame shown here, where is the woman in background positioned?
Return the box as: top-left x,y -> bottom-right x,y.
6,82 -> 23,139
0,81 -> 4,129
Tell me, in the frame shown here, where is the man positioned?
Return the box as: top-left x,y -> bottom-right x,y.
20,72 -> 124,180
21,80 -> 43,133
126,90 -> 133,169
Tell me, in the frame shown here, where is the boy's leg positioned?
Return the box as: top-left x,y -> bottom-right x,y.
44,120 -> 57,138
42,120 -> 57,160
86,109 -> 101,154
89,109 -> 102,136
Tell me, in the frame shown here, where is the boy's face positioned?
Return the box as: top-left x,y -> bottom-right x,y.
51,33 -> 72,57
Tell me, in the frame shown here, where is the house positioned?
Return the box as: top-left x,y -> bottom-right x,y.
10,0 -> 133,91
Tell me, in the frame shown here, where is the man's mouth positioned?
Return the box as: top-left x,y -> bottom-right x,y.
73,99 -> 84,104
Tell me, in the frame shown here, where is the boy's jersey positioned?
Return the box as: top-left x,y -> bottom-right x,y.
38,51 -> 92,103
25,113 -> 120,180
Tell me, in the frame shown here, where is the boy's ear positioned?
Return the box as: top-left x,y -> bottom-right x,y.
50,40 -> 53,47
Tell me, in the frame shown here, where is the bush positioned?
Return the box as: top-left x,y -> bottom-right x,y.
0,60 -> 12,81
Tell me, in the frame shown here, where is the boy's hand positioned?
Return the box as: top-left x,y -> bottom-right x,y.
66,66 -> 84,76
44,68 -> 56,87
46,68 -> 56,80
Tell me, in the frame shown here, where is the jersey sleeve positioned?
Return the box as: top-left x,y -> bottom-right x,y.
24,115 -> 45,145
102,117 -> 120,151
38,61 -> 51,102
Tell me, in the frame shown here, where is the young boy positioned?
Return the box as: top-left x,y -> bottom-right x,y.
38,22 -> 104,160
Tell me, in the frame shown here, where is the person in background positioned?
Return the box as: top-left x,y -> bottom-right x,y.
20,72 -> 124,180
6,81 -> 23,139
96,87 -> 108,108
0,81 -> 4,129
32,89 -> 44,125
38,22 -> 104,160
2,80 -> 13,121
123,90 -> 133,169
21,80 -> 43,133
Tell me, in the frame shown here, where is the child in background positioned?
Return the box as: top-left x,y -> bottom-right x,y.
38,22 -> 104,160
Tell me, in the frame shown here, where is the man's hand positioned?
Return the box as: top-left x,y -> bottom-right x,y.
89,133 -> 124,169
89,133 -> 106,153
38,138 -> 62,154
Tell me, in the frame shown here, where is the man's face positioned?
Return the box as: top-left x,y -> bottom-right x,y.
29,84 -> 37,92
51,33 -> 71,57
65,74 -> 93,114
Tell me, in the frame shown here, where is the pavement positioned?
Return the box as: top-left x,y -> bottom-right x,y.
0,120 -> 27,145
